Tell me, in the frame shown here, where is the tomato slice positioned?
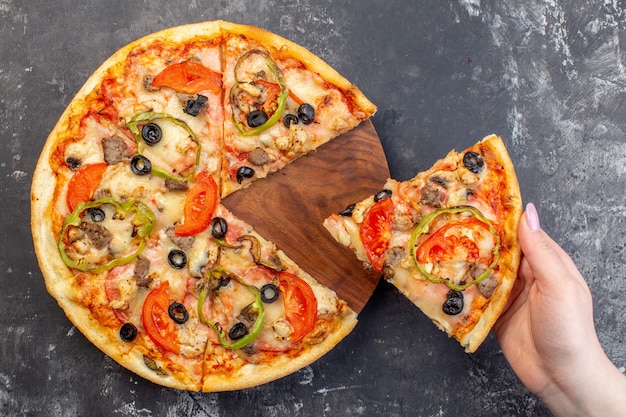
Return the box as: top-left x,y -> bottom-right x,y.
415,218 -> 488,264
151,61 -> 222,95
359,198 -> 395,272
174,171 -> 219,236
141,281 -> 179,354
66,162 -> 107,212
279,272 -> 317,344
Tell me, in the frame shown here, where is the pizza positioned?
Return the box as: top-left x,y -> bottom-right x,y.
323,134 -> 522,352
30,21 -> 375,391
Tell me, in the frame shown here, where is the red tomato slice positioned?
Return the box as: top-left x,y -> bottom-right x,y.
151,61 -> 222,95
279,272 -> 317,344
66,162 -> 107,212
416,218 -> 488,264
174,171 -> 219,236
359,198 -> 395,272
141,281 -> 179,354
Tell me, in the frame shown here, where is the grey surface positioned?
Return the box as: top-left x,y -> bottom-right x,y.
1,0 -> 625,416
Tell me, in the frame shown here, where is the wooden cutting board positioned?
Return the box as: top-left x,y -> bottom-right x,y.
222,120 -> 389,314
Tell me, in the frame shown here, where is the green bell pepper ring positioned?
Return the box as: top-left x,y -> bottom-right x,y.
230,50 -> 288,136
58,197 -> 156,274
409,206 -> 500,291
197,271 -> 265,350
127,111 -> 201,181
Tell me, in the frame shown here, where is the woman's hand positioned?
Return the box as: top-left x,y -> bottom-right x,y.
494,203 -> 626,417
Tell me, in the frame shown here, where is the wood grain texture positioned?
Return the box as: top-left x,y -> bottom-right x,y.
222,120 -> 389,313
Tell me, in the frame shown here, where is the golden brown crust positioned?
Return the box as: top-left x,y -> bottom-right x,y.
31,20 -> 364,392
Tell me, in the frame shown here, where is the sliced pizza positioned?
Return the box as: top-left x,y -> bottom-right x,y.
324,134 -> 522,352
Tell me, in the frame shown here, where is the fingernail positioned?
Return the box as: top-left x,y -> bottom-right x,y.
526,202 -> 540,231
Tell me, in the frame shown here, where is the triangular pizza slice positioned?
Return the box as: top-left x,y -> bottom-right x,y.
324,135 -> 522,352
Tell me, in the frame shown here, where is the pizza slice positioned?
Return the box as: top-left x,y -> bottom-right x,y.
219,22 -> 376,196
323,134 -> 522,352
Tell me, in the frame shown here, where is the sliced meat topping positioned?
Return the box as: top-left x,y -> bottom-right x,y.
164,179 -> 189,192
248,147 -> 269,166
133,256 -> 152,287
102,135 -> 132,165
477,272 -> 498,298
69,221 -> 113,250
420,184 -> 441,207
166,227 -> 195,251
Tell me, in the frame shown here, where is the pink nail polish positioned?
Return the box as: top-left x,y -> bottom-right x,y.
526,202 -> 540,231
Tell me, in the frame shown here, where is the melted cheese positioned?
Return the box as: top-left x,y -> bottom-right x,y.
63,116 -> 112,165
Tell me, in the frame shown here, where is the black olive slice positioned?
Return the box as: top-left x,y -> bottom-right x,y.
297,103 -> 315,124
283,113 -> 299,128
260,283 -> 280,303
66,157 -> 81,170
119,323 -> 138,342
183,94 -> 208,117
236,166 -> 255,184
339,203 -> 356,216
463,151 -> 484,173
247,110 -> 269,128
89,208 -> 106,222
211,217 -> 228,239
228,322 -> 248,340
141,123 -> 163,145
168,302 -> 189,324
214,277 -> 231,291
130,155 -> 152,176
167,249 -> 187,269
442,290 -> 464,315
374,189 -> 392,202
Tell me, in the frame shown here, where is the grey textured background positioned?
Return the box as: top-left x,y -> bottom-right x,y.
1,0 -> 624,416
